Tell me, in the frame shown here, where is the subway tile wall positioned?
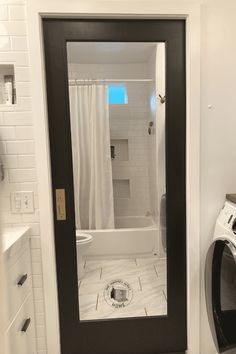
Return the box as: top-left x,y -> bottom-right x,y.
110,83 -> 151,217
0,2 -> 47,354
147,50 -> 158,223
68,62 -> 155,218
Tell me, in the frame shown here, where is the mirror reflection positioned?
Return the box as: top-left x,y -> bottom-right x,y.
67,42 -> 167,320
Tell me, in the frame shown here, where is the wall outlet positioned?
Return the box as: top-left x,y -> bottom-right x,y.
11,191 -> 34,213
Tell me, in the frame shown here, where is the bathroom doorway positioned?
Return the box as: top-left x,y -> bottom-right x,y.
43,19 -> 186,354
67,41 -> 167,321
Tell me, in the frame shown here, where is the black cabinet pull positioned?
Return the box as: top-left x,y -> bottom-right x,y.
21,318 -> 31,332
17,274 -> 28,286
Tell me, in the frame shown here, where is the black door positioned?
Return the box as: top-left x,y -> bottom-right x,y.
43,19 -> 186,354
205,239 -> 236,353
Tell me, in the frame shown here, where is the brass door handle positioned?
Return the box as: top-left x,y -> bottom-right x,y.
55,189 -> 66,221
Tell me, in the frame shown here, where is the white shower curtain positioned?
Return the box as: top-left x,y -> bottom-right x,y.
69,84 -> 114,230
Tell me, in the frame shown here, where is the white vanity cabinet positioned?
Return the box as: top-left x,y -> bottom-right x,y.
3,227 -> 36,354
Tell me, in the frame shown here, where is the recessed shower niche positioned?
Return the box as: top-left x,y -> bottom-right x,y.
110,139 -> 129,161
0,64 -> 16,105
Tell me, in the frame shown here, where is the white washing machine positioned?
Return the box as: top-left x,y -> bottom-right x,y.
205,194 -> 236,353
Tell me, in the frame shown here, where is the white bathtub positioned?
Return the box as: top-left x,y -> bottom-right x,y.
79,216 -> 158,257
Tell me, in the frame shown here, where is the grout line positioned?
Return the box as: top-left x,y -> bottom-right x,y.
3,35 -> 28,38
96,294 -> 99,311
154,264 -> 159,278
162,289 -> 167,301
100,268 -> 103,280
144,307 -> 148,316
0,19 -> 27,23
2,109 -> 33,112
138,277 -> 142,291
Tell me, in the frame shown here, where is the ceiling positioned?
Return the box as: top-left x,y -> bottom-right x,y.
67,42 -> 157,64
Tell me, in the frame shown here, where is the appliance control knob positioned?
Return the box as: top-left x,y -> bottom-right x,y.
232,219 -> 236,234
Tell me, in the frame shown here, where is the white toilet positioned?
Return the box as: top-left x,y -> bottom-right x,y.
76,231 -> 93,280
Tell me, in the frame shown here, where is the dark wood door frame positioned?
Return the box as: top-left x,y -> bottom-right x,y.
43,18 -> 186,354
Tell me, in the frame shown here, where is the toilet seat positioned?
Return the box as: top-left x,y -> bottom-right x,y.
76,232 -> 93,244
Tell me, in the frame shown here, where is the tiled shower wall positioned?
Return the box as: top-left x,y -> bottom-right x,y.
110,82 -> 151,217
68,62 -> 155,218
0,2 -> 47,354
147,49 -> 158,223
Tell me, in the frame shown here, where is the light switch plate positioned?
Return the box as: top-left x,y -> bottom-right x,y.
11,191 -> 34,213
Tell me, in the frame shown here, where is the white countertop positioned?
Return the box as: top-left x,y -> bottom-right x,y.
2,226 -> 30,253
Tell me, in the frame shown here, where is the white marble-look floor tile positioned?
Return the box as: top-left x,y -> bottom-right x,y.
79,280 -> 106,296
136,264 -> 158,279
155,258 -> 167,273
142,290 -> 167,317
101,263 -> 137,279
145,303 -> 167,317
101,263 -> 158,280
85,258 -> 136,271
154,265 -> 167,284
79,256 -> 167,320
101,307 -> 146,320
81,307 -> 146,321
139,274 -> 164,291
135,256 -> 159,266
135,288 -> 166,308
80,276 -> 140,297
82,268 -> 102,284
79,294 -> 97,318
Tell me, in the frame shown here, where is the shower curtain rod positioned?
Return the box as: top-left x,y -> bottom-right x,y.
69,78 -> 153,85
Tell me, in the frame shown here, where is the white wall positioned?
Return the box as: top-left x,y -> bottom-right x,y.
0,2 -> 47,354
69,62 -> 148,80
200,0 -> 236,352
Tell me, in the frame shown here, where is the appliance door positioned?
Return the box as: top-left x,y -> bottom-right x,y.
205,239 -> 236,353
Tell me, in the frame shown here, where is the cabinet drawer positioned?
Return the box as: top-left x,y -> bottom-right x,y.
5,248 -> 31,325
6,294 -> 36,354
4,235 -> 29,269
